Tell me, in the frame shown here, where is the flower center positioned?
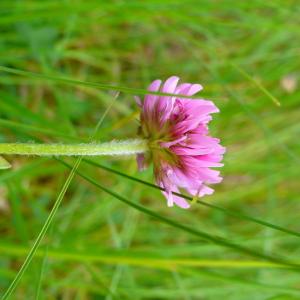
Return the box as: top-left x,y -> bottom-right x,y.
149,140 -> 179,167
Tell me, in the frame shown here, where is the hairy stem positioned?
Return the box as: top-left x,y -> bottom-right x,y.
0,139 -> 148,157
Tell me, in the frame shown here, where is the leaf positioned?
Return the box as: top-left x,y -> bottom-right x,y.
0,156 -> 11,170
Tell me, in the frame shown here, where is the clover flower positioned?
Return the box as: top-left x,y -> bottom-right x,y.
136,76 -> 225,209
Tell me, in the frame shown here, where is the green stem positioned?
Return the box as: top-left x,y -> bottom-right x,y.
0,139 -> 148,157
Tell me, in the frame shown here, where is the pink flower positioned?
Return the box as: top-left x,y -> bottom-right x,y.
136,76 -> 225,209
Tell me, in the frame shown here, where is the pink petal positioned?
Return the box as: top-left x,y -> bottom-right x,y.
162,186 -> 190,209
136,154 -> 146,171
172,146 -> 212,156
143,79 -> 162,116
134,96 -> 142,107
160,135 -> 187,148
161,76 -> 180,94
176,83 -> 203,96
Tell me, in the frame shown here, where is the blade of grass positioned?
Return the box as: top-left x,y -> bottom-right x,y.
0,65 -> 204,99
2,118 -> 299,241
230,62 -> 281,106
7,182 -> 29,243
0,242 -> 293,270
0,118 -> 83,141
1,93 -> 118,300
83,159 -> 300,239
34,226 -> 53,300
4,241 -> 300,295
172,271 -> 191,300
164,22 -> 299,163
179,267 -> 300,296
58,159 -> 300,271
85,264 -> 120,300
33,94 -> 119,299
1,116 -> 297,241
0,158 -> 64,183
1,157 -> 83,300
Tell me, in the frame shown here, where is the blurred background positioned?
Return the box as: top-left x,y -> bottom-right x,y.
0,0 -> 299,299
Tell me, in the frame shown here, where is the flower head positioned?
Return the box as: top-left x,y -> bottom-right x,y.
136,76 -> 225,209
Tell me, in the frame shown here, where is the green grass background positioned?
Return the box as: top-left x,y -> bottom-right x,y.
0,0 -> 300,299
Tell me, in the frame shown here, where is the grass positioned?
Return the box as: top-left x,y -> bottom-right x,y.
0,0 -> 299,299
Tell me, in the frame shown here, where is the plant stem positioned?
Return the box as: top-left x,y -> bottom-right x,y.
0,139 -> 148,157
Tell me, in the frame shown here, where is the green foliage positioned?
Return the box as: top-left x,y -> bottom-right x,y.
0,157 -> 11,170
0,0 -> 299,299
